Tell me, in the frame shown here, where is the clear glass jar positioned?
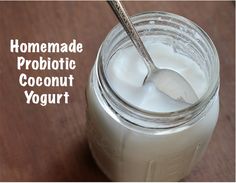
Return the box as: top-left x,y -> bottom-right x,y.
86,11 -> 220,181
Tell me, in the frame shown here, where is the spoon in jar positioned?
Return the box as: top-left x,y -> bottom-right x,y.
107,0 -> 198,104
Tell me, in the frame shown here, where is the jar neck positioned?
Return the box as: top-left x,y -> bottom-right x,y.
95,11 -> 219,129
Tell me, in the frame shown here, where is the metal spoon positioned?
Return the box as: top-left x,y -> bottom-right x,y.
107,0 -> 198,104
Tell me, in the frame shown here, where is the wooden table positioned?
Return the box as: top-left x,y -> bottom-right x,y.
0,1 -> 234,181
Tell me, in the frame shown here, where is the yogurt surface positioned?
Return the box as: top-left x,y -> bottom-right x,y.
107,41 -> 208,112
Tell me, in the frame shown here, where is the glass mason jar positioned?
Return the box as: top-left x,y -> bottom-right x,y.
86,11 -> 220,181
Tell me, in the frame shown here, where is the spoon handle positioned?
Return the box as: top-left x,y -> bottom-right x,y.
107,0 -> 156,71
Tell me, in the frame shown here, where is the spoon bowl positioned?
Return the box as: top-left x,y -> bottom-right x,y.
144,67 -> 198,104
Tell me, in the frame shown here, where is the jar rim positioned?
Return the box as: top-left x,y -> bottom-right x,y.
96,11 -> 220,129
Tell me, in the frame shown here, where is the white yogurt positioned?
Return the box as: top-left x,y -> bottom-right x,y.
86,12 -> 219,181
107,42 -> 207,112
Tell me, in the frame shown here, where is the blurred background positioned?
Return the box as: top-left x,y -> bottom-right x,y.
0,1 -> 234,181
